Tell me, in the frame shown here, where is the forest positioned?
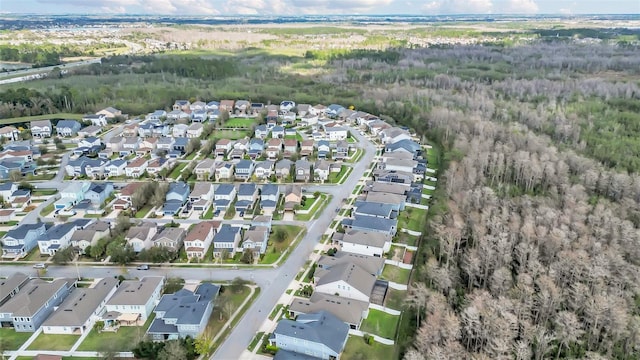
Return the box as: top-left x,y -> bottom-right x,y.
0,24 -> 639,359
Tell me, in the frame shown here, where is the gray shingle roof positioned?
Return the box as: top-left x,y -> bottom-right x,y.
353,201 -> 394,218
215,184 -> 235,196
214,225 -> 241,243
273,311 -> 349,354
5,223 -> 45,240
289,292 -> 369,328
316,262 -> 376,299
341,230 -> 389,248
0,279 -> 72,317
237,183 -> 257,196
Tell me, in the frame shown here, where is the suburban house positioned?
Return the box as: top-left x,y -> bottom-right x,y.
55,181 -> 90,210
215,162 -> 235,181
317,140 -> 331,159
70,221 -> 110,254
0,278 -> 75,332
219,100 -> 235,114
214,184 -> 236,211
335,140 -> 350,160
289,292 -> 369,330
173,100 -> 191,112
235,183 -> 258,214
85,182 -> 114,206
314,262 -> 377,302
147,283 -> 219,340
186,123 -> 203,138
30,120 -> 52,138
374,170 -> 414,185
215,139 -> 233,157
271,125 -> 285,139
1,222 -> 46,258
212,225 -> 242,257
302,112 -> 319,126
189,182 -> 214,212
113,182 -> 143,210
163,181 -> 190,216
266,138 -> 283,159
125,222 -> 158,253
156,137 -> 175,151
206,101 -> 220,111
295,160 -> 312,182
283,185 -> 302,212
189,101 -> 206,112
146,157 -> 170,177
183,221 -> 219,259
122,124 -> 139,138
234,100 -> 250,115
167,110 -> 190,123
139,137 -> 159,153
83,113 -> 108,127
64,156 -> 105,178
191,109 -> 208,122
336,230 -> 392,257
0,182 -> 17,203
300,140 -> 315,158
283,139 -> 298,157
342,215 -> 398,237
248,138 -> 265,159
242,225 -> 269,256
270,311 -> 349,360
380,127 -> 412,144
260,184 -> 280,214
235,160 -> 254,180
125,157 -> 148,178
103,276 -> 164,326
152,227 -> 186,252
121,137 -> 141,155
250,102 -> 265,116
78,125 -> 101,138
315,251 -> 385,279
0,273 -> 29,306
275,159 -> 293,180
56,120 -> 82,137
314,160 -> 330,182
146,110 -> 167,122
254,160 -> 274,180
254,125 -> 269,139
172,124 -> 188,138
195,158 -> 216,180
42,277 -> 119,335
0,126 -> 20,141
352,201 -> 397,219
365,191 -> 406,212
96,106 -> 122,120
384,139 -> 422,157
325,126 -> 348,141
106,137 -> 125,153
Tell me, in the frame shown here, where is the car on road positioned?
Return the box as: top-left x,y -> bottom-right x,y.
33,263 -> 47,269
136,264 -> 150,270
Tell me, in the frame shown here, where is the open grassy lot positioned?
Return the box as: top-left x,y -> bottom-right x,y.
342,335 -> 396,360
0,113 -> 83,126
76,313 -> 155,351
0,328 -> 33,350
208,129 -> 249,141
202,285 -> 251,346
261,225 -> 304,264
224,118 -> 256,128
381,265 -> 411,285
27,333 -> 80,351
360,309 -> 400,340
397,207 -> 428,232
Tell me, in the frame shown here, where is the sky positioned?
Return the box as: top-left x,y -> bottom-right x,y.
0,0 -> 638,15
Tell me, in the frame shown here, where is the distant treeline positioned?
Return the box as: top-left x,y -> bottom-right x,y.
0,45 -> 73,67
304,49 -> 400,64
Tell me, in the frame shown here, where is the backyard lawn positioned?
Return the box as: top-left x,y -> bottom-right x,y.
359,309 -> 400,340
381,265 -> 411,285
342,335 -> 396,360
224,118 -> 256,128
384,288 -> 406,310
394,232 -> 418,247
0,328 -> 33,350
27,333 -> 80,351
76,314 -> 155,351
397,207 -> 427,232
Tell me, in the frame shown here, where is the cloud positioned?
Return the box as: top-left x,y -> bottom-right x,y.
289,0 -> 395,14
421,0 -> 494,14
505,0 -> 538,13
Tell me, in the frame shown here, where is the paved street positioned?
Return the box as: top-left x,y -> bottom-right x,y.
2,128 -> 377,360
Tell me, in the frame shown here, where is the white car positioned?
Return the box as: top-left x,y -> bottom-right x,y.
33,263 -> 47,269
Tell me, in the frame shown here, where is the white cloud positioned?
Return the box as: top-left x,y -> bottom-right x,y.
505,0 -> 538,13
421,0 -> 494,14
289,0 -> 395,14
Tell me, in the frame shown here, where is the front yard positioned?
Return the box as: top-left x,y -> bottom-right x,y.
134,205 -> 153,219
359,309 -> 400,340
0,328 -> 33,350
294,194 -> 330,221
342,335 -> 396,360
27,333 -> 80,351
261,225 -> 305,264
329,165 -> 352,184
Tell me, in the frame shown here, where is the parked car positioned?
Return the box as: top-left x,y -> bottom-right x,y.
33,263 -> 47,269
136,264 -> 150,270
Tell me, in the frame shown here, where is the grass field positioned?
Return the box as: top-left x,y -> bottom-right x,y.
360,309 -> 400,339
342,335 -> 396,360
223,118 -> 256,128
0,328 -> 33,350
27,333 -> 80,351
31,189 -> 58,196
0,113 -> 83,126
397,207 -> 427,232
381,265 -> 411,285
261,225 -> 304,264
208,129 -> 249,141
76,314 -> 155,351
203,286 -> 251,346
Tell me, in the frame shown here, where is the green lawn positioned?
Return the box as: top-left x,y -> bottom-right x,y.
208,130 -> 249,141
384,288 -> 406,310
185,151 -> 199,160
294,194 -> 329,221
40,203 -> 55,217
268,304 -> 284,320
381,265 -> 411,285
397,207 -> 428,232
203,286 -> 251,345
224,118 -> 256,128
342,335 -> 396,360
32,189 -> 58,196
360,309 -> 400,340
76,313 -> 155,351
134,205 -> 153,219
202,204 -> 215,219
27,333 -> 80,351
247,331 -> 265,351
345,148 -> 364,163
394,232 -> 419,247
0,113 -> 83,126
329,165 -> 351,184
261,225 -> 304,264
0,328 -> 33,350
169,162 -> 187,179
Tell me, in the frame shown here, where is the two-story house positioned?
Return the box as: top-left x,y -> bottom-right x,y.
85,182 -> 114,206
163,181 -> 190,216
113,182 -> 144,210
235,183 -> 258,215
265,138 -> 283,159
213,184 -> 236,211
105,159 -> 127,178
172,123 -> 188,138
104,276 -> 164,324
70,221 -> 110,254
242,225 -> 269,256
215,162 -> 235,181
1,222 -> 46,258
295,160 -> 312,182
212,225 -> 242,257
189,182 -> 214,212
186,123 -> 204,138
275,159 -> 293,180
300,140 -> 315,158
30,120 -> 52,138
125,157 -> 148,178
152,227 -> 186,252
183,221 -> 220,259
234,160 -> 254,180
146,157 -> 170,177
56,120 -> 82,137
260,184 -> 280,215
126,222 -> 157,253
254,125 -> 269,139
195,158 -> 216,181
214,139 -> 233,157
38,223 -> 77,256
314,160 -> 330,183
55,181 -> 90,210
253,160 -> 274,180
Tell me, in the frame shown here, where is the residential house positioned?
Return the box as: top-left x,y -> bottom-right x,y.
296,104 -> 314,117
326,104 -> 346,118
114,182 -> 144,210
219,100 -> 235,114
103,276 -> 164,325
0,272 -> 29,306
365,181 -> 409,195
126,222 -> 157,253
189,182 -> 214,212
0,278 -> 74,332
248,138 -> 264,159
146,110 -> 167,122
78,136 -> 102,150
283,139 -> 298,158
342,215 -> 398,238
315,262 -> 376,303
121,137 -> 140,155
55,181 -> 90,210
82,113 -> 108,127
215,162 -> 235,181
214,139 -> 233,157
380,127 -> 412,144
317,140 -> 331,159
37,223 -> 77,255
146,157 -> 170,177
8,189 -> 31,210
270,311 -> 349,360
173,100 -> 191,112
153,227 -> 186,252
125,157 -> 148,178
242,225 -> 269,256
195,158 -> 216,180
0,182 -> 18,202
283,185 -> 302,212
191,109 -> 208,122
281,112 -> 296,125
234,100 -> 250,115
96,106 -> 122,120
337,109 -> 356,122
64,156 -> 104,178
301,113 -> 319,126
183,221 -> 219,259
105,159 -> 127,178
260,184 -> 280,215
352,201 -> 397,219
30,120 -> 52,138
147,283 -> 219,340
212,225 -> 242,257
271,125 -> 285,139
367,120 -> 392,136
235,183 -> 258,214
163,181 -> 189,216
106,137 -> 125,154
295,160 -> 312,182
266,138 -> 283,159
334,140 -> 350,160
300,140 -> 315,157
214,184 -> 236,211
254,160 -> 274,180
337,230 -> 392,257
0,160 -> 33,180
384,139 -> 422,156
315,251 -> 385,280
1,222 -> 46,258
56,120 -> 81,137
289,292 -> 369,330
186,123 -> 203,138
275,159 -> 293,180
314,160 -> 330,183
235,160 -> 254,180
280,100 -> 295,112
121,124 -> 139,138
325,126 -> 348,141
189,101 -> 206,112
85,182 -> 114,206
156,137 -> 175,152
42,277 -> 119,335
172,123 -> 188,138
138,123 -> 155,138
173,137 -> 189,153
78,125 -> 101,138
266,110 -> 278,124
374,169 -> 414,185
365,191 -> 406,212
205,101 -> 220,112
250,102 -> 264,116
0,126 -> 20,141
70,221 -> 110,254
